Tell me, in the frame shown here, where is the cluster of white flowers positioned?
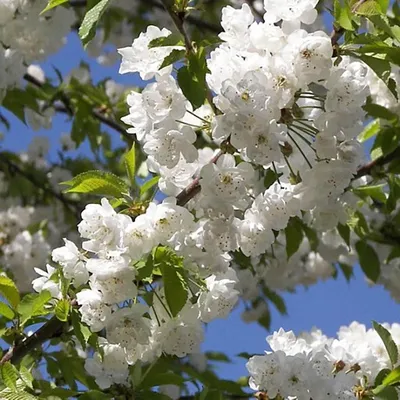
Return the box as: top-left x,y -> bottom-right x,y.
27,0 -> 400,390
0,0 -> 74,101
247,322 -> 400,399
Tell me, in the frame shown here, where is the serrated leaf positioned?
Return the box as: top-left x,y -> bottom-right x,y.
55,299 -> 70,322
156,248 -> 188,317
356,0 -> 382,15
373,321 -> 398,367
159,49 -> 186,69
355,240 -> 381,282
0,302 -> 15,320
62,170 -> 129,197
124,143 -> 136,188
19,366 -> 33,390
285,218 -> 304,259
0,276 -> 20,309
1,362 -> 18,392
41,0 -> 68,13
17,290 -> 52,324
79,0 -> 110,47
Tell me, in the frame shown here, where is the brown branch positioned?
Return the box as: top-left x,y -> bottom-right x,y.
353,146 -> 400,180
0,156 -> 82,219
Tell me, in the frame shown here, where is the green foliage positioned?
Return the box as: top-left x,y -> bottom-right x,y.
355,240 -> 381,282
79,0 -> 111,47
154,247 -> 188,317
373,321 -> 399,367
0,276 -> 20,309
285,217 -> 304,259
41,0 -> 68,13
55,299 -> 70,322
17,290 -> 52,325
0,362 -> 18,392
124,143 -> 136,188
62,170 -> 130,198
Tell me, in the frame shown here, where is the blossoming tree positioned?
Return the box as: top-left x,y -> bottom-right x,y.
0,0 -> 400,398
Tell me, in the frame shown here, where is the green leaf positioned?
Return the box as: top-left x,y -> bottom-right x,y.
358,119 -> 380,143
355,240 -> 381,282
376,0 -> 389,12
71,309 -> 92,350
355,0 -> 382,15
337,223 -> 351,246
338,262 -> 354,281
0,276 -> 20,309
339,2 -> 355,30
371,128 -> 400,161
262,287 -> 287,315
62,170 -> 129,197
41,0 -> 68,13
139,371 -> 185,388
0,302 -> 15,320
1,362 -> 18,392
285,217 -> 304,259
136,255 -> 154,282
17,290 -> 52,324
79,0 -> 110,47
177,66 -> 206,110
205,351 -> 231,362
383,366 -> 400,386
140,176 -> 160,197
19,366 -> 33,390
264,168 -> 283,189
2,88 -> 39,125
375,368 -> 391,386
386,175 -> 400,213
55,299 -> 70,322
136,391 -> 171,400
156,247 -> 188,317
387,247 -> 400,263
124,143 -> 136,188
159,49 -> 186,70
78,390 -> 112,399
353,184 -> 387,203
148,33 -> 183,48
363,103 -> 398,122
374,386 -> 398,400
373,321 -> 399,367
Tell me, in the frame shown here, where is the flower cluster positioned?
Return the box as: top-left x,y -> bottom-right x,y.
0,0 -> 74,101
247,322 -> 400,399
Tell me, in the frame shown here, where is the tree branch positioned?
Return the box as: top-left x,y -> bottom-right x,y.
0,156 -> 82,219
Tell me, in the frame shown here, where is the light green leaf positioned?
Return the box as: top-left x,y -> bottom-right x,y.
19,366 -> 33,390
55,299 -> 70,322
285,218 -> 304,260
140,176 -> 160,197
124,143 -> 136,188
376,0 -> 389,12
0,302 -> 15,320
1,362 -> 18,392
0,276 -> 20,309
339,2 -> 355,30
382,366 -> 400,386
355,240 -> 381,282
355,0 -> 382,15
373,321 -> 399,367
62,170 -> 129,198
41,0 -> 68,13
79,0 -> 110,47
358,119 -> 380,142
17,290 -> 52,324
374,386 -> 398,400
353,184 -> 387,203
156,247 -> 188,317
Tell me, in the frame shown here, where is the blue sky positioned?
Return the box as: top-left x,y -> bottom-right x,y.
2,31 -> 400,383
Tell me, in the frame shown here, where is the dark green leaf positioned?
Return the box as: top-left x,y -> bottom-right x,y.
159,49 -> 186,70
262,287 -> 287,315
373,321 -> 399,366
205,351 -> 231,362
71,309 -> 91,350
148,34 -> 184,48
285,217 -> 304,259
387,247 -> 400,263
363,103 -> 398,121
338,263 -> 354,281
337,223 -> 351,246
78,391 -> 112,399
177,66 -> 206,110
355,240 -> 381,282
139,371 -> 185,388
